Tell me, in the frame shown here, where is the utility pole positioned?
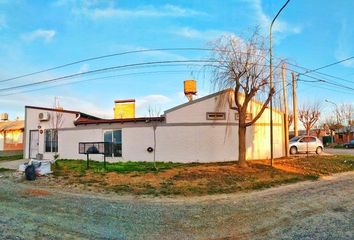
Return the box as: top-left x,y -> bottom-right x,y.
292,72 -> 298,136
269,0 -> 291,166
282,63 -> 289,157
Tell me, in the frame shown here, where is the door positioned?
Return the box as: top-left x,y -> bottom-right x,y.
308,137 -> 317,152
29,130 -> 39,158
104,130 -> 122,157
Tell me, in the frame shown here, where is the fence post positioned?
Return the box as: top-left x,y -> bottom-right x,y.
104,155 -> 106,170
86,153 -> 89,169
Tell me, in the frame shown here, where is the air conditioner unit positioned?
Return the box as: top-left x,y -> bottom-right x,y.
0,113 -> 8,121
39,112 -> 50,121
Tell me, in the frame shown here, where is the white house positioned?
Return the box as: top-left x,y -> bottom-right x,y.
24,89 -> 286,163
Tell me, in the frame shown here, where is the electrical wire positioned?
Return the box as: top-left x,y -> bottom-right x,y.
0,48 -> 214,83
0,70 -> 205,97
0,60 -> 218,93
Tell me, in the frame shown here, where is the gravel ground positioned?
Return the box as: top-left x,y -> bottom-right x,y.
0,172 -> 353,240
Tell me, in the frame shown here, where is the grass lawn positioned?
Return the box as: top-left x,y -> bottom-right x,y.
46,155 -> 353,196
0,155 -> 23,161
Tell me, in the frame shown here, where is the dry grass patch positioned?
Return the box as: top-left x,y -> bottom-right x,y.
273,155 -> 354,176
45,155 -> 353,196
48,160 -> 324,196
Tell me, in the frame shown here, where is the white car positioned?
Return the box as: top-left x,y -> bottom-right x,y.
289,136 -> 324,155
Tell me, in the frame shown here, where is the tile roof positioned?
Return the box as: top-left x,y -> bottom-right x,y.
0,120 -> 24,131
74,116 -> 165,125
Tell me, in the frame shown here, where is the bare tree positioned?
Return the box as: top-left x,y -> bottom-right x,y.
209,30 -> 275,167
322,117 -> 343,144
50,97 -> 63,161
147,105 -> 161,170
288,111 -> 293,130
298,103 -> 320,136
337,103 -> 353,140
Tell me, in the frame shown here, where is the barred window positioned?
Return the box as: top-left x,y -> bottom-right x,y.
206,112 -> 226,120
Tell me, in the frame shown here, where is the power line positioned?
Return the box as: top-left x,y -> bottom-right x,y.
0,48 -> 214,83
0,59 -> 287,94
287,61 -> 354,84
300,56 -> 354,74
0,70 -> 205,97
0,60 -> 217,93
297,74 -> 354,91
299,81 -> 353,95
0,47 -> 293,84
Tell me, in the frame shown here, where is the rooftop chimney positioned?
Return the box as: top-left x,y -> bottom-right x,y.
114,99 -> 135,119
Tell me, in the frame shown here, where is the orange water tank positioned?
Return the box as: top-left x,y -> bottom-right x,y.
184,80 -> 197,101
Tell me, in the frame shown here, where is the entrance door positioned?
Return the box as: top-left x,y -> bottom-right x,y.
29,130 -> 39,158
104,130 -> 122,157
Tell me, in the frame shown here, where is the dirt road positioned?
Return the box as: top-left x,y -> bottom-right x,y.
0,172 -> 353,240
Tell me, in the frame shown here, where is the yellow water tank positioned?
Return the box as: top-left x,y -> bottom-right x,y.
184,80 -> 197,101
114,99 -> 135,119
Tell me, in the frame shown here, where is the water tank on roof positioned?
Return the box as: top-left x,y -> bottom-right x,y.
184,80 -> 197,101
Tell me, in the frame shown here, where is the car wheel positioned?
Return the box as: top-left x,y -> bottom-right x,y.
290,146 -> 297,155
345,145 -> 349,149
316,147 -> 323,155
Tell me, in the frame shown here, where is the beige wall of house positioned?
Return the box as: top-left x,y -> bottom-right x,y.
24,91 -> 285,162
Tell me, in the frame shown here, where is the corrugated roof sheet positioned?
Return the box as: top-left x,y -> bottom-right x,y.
0,120 -> 24,131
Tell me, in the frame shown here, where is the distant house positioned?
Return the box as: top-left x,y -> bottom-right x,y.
24,89 -> 286,162
0,115 -> 24,153
334,126 -> 354,143
289,129 -> 329,139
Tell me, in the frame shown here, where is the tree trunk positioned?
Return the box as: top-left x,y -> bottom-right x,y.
238,123 -> 248,167
306,127 -> 310,136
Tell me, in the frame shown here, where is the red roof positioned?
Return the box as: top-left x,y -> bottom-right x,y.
74,116 -> 165,125
0,120 -> 24,132
25,105 -> 164,126
114,99 -> 135,103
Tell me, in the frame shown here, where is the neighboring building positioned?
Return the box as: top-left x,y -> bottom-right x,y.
0,114 -> 24,152
334,126 -> 354,143
24,89 -> 286,162
289,129 -> 329,139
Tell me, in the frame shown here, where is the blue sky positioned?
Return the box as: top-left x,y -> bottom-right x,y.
0,0 -> 353,120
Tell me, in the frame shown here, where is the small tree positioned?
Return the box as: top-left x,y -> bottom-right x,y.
50,97 -> 63,162
288,111 -> 293,131
147,105 -> 161,170
298,103 -> 320,136
209,30 -> 275,167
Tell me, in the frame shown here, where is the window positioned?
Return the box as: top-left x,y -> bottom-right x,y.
104,130 -> 122,157
300,137 -> 316,143
45,129 -> 58,152
206,112 -> 226,120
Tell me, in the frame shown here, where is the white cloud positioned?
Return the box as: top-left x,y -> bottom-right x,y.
71,3 -> 205,19
21,29 -> 56,43
77,63 -> 90,74
173,27 -> 233,40
135,94 -> 171,116
0,94 -> 113,119
247,0 -> 302,36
